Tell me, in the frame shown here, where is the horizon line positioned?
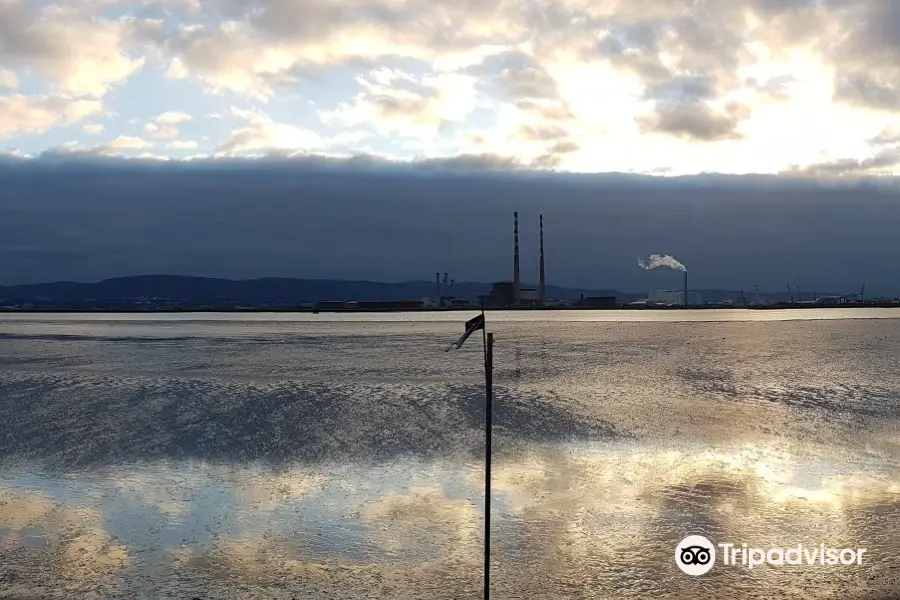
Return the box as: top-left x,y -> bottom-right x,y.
0,274 -> 851,296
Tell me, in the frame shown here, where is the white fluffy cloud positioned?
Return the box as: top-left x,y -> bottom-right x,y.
168,139 -> 198,149
155,110 -> 193,124
0,1 -> 145,97
215,107 -> 321,155
108,135 -> 154,149
0,94 -> 104,137
321,69 -> 478,137
144,122 -> 179,139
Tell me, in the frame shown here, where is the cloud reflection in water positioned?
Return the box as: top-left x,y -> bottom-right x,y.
1,315 -> 900,597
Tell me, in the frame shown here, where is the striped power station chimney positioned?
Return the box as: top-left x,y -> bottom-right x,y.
513,211 -> 521,305
539,214 -> 546,306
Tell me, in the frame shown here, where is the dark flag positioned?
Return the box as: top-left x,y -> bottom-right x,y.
446,313 -> 486,351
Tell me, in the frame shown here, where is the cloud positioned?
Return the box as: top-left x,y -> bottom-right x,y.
144,122 -> 179,139
82,123 -> 105,134
216,123 -> 321,156
513,99 -> 575,121
413,153 -> 523,171
168,139 -> 198,150
637,101 -> 748,141
789,147 -> 900,177
834,74 -> 900,111
826,2 -> 900,111
2,155 -> 900,293
0,69 -> 18,90
107,135 -> 154,149
644,75 -> 718,103
0,94 -> 104,137
214,106 -> 320,154
745,74 -> 798,101
531,140 -> 581,169
547,140 -> 579,155
322,69 -> 478,137
155,110 -> 193,124
155,0 -> 525,101
0,1 -> 145,97
4,0 -> 900,173
161,20 -> 309,100
80,0 -> 201,12
872,126 -> 900,145
515,124 -> 569,142
500,64 -> 559,100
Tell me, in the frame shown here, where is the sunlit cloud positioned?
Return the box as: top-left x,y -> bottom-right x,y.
168,139 -> 198,149
108,135 -> 154,149
0,0 -> 898,173
155,110 -> 193,124
0,94 -> 104,137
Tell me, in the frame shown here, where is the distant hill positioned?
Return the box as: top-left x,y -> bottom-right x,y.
0,275 -> 639,304
0,275 -> 844,307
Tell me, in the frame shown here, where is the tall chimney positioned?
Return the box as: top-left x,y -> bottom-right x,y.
683,270 -> 688,307
443,273 -> 448,290
539,214 -> 546,306
435,272 -> 441,300
513,211 -> 521,305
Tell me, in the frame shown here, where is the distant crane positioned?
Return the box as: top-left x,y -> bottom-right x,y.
787,284 -> 794,303
796,285 -> 802,303
860,282 -> 866,302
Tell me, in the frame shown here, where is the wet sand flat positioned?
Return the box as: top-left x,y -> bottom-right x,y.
1,311 -> 900,598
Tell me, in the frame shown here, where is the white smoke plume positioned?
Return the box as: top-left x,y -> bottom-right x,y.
638,254 -> 687,272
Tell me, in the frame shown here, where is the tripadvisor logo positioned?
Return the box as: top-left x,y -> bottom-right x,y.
675,535 -> 867,575
676,535 -> 716,575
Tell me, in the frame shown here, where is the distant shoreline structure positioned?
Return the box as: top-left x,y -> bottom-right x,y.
0,274 -> 889,311
2,303 -> 899,314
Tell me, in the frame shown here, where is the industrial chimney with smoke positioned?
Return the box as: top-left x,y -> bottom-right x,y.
684,270 -> 688,307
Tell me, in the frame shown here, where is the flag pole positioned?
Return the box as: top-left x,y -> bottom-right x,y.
481,299 -> 492,600
445,304 -> 491,597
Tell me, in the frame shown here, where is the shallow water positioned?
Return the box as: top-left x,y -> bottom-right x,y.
1,310 -> 900,598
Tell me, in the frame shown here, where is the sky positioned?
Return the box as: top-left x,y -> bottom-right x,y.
2,0 -> 900,293
5,0 -> 900,172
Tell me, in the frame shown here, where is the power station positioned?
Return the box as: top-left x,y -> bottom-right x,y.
478,212 -> 550,307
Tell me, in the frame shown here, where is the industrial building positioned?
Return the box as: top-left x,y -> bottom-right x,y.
646,290 -> 703,306
426,272 -> 468,307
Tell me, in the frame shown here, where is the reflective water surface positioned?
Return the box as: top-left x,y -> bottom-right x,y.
2,310 -> 900,598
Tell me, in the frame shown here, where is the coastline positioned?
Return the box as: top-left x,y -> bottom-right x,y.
1,303 -> 899,314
